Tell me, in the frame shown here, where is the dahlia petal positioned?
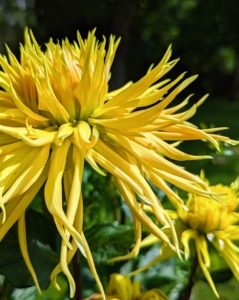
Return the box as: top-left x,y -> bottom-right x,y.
0,71 -> 11,90
0,145 -> 38,192
55,123 -> 73,146
18,212 -> 41,293
181,229 -> 198,259
214,240 -> 239,281
107,131 -> 210,192
36,76 -> 69,124
153,169 -> 213,197
195,236 -> 219,298
163,96 -> 192,115
77,121 -> 91,143
3,144 -> 50,204
84,152 -> 106,176
161,124 -> 220,150
0,107 -> 26,126
155,75 -> 198,114
0,55 -> 20,82
140,233 -> 160,249
44,140 -> 86,256
100,47 -> 174,110
90,141 -> 144,196
89,101 -> 161,129
81,232 -> 106,300
114,177 -> 174,250
106,274 -> 133,300
0,161 -> 49,241
0,90 -> 16,108
9,82 -> 49,126
50,194 -> 84,292
60,242 -> 76,298
143,132 -> 212,161
18,131 -> 57,146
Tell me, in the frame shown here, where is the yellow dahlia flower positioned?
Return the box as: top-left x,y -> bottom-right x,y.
0,29 -> 236,298
134,176 -> 239,298
105,273 -> 169,300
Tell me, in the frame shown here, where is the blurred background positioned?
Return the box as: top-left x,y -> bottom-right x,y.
1,0 -> 239,98
1,0 -> 239,184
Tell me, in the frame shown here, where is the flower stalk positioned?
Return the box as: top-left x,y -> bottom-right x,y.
72,250 -> 83,300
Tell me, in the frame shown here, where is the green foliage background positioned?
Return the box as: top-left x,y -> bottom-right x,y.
0,0 -> 239,299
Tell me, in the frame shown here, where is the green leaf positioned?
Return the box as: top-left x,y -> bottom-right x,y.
0,210 -> 59,290
25,209 -> 59,252
29,195 -> 44,214
36,276 -> 68,300
8,276 -> 68,300
85,222 -> 135,263
190,277 -> 239,300
10,287 -> 38,300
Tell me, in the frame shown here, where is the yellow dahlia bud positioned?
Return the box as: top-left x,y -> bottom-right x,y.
106,274 -> 134,300
105,274 -> 168,300
141,289 -> 169,300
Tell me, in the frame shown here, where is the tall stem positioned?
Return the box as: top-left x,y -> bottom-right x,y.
0,280 -> 8,300
179,255 -> 198,300
73,250 -> 83,300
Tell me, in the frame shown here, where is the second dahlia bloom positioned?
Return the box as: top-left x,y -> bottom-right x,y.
178,180 -> 239,297
135,176 -> 239,298
0,29 -> 236,297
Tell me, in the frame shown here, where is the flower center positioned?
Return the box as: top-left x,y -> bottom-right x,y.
54,121 -> 99,151
182,197 -> 237,233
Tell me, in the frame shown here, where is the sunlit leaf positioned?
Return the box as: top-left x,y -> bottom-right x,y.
85,222 -> 135,263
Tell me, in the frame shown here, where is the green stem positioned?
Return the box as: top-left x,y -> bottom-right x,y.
179,255 -> 198,300
0,279 -> 8,300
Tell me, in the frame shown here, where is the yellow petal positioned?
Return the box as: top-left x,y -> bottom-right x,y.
44,139 -> 86,256
195,236 -> 219,298
3,144 -> 50,204
9,82 -> 49,126
114,177 -> 174,249
18,212 -> 41,293
0,161 -> 49,241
